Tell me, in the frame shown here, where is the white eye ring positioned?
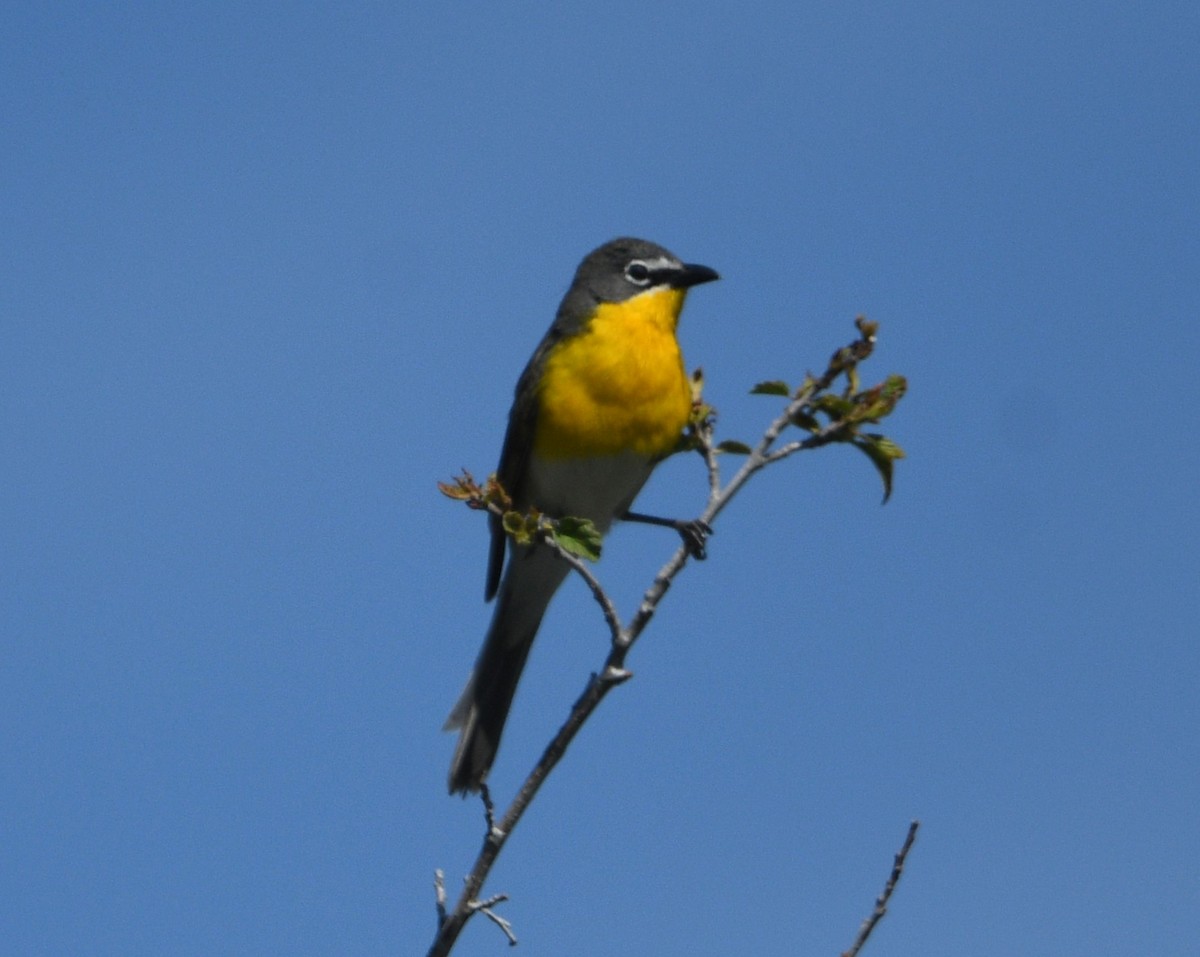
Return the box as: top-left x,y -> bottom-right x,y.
624,261 -> 652,286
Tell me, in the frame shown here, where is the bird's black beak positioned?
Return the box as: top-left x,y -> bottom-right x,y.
675,262 -> 720,288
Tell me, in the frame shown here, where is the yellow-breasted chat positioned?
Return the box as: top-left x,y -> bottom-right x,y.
445,237 -> 719,794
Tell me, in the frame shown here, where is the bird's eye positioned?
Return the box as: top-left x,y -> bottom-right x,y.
624,261 -> 652,285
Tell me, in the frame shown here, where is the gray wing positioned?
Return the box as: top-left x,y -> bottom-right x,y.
485,282 -> 598,600
484,331 -> 561,600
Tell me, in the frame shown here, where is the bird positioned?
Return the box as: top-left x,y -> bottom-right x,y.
445,237 -> 719,794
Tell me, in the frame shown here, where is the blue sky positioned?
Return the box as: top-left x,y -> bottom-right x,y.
3,2 -> 1196,955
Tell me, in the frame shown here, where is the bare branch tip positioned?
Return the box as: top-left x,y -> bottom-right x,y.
840,819 -> 921,957
433,868 -> 448,925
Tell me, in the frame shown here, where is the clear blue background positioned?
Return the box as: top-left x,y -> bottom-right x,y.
3,3 -> 1196,955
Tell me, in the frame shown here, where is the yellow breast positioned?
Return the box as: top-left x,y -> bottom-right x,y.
533,287 -> 692,461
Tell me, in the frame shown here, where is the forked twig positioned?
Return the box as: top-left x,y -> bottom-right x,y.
470,894 -> 516,946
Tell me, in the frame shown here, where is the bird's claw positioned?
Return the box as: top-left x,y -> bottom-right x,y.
678,519 -> 712,560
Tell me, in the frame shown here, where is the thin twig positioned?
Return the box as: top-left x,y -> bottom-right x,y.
760,421 -> 855,465
841,820 -> 920,957
470,894 -> 517,946
536,529 -> 623,644
480,782 -> 497,836
697,416 -> 721,500
433,870 -> 447,926
617,533 -> 692,653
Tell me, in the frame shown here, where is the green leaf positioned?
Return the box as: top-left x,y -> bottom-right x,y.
503,510 -> 537,545
865,433 -> 906,461
814,394 -> 855,419
789,410 -> 821,432
551,516 -> 603,562
881,374 -> 907,400
716,439 -> 752,455
751,380 -> 791,397
852,374 -> 908,422
852,434 -> 905,503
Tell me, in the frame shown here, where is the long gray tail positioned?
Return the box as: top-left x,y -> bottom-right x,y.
445,546 -> 570,794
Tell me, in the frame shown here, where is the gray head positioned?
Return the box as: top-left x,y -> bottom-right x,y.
567,237 -> 719,305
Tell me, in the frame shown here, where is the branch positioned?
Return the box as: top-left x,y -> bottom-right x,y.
430,318 -> 906,955
537,527 -> 623,645
841,820 -> 921,957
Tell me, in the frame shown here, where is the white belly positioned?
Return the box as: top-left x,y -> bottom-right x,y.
524,451 -> 654,533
